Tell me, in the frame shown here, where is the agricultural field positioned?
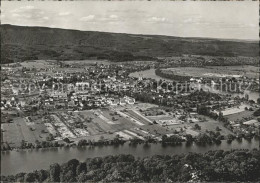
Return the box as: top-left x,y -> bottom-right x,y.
20,60 -> 58,69
1,117 -> 50,148
78,110 -> 135,134
62,60 -> 110,65
192,115 -> 234,136
162,65 -> 259,79
218,104 -> 251,116
206,65 -> 259,79
226,110 -> 255,123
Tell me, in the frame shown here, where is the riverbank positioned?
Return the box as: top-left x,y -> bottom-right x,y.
2,149 -> 260,182
1,138 -> 259,176
2,130 -> 258,152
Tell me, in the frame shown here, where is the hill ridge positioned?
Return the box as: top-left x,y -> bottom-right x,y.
1,24 -> 259,63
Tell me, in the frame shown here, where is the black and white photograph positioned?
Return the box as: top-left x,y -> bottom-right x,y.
1,1 -> 259,182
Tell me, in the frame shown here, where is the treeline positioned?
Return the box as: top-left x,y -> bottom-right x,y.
93,51 -> 156,62
2,25 -> 259,64
1,45 -> 156,63
1,140 -> 63,151
1,149 -> 260,182
155,68 -> 191,81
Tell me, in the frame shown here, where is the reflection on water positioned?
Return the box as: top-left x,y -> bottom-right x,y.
1,138 -> 259,176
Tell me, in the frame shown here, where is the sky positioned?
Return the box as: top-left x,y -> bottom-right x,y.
1,1 -> 259,40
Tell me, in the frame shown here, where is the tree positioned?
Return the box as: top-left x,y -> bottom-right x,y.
112,117 -> 117,121
78,139 -> 87,146
216,126 -> 221,131
194,124 -> 201,130
46,134 -> 54,141
228,134 -> 235,140
20,140 -> 26,149
63,138 -> 70,143
24,173 -> 36,182
15,173 -> 26,182
61,170 -> 75,182
186,134 -> 193,144
76,162 -> 87,176
35,170 -> 49,182
257,98 -> 260,104
2,150 -> 260,182
249,107 -> 254,111
77,172 -> 88,182
195,133 -> 212,145
99,136 -> 105,143
253,109 -> 260,116
249,100 -> 255,104
49,163 -> 61,182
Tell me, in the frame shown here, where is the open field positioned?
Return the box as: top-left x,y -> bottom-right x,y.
226,110 -> 255,123
148,115 -> 175,121
141,124 -> 179,136
19,60 -> 88,73
62,60 -> 110,65
206,65 -> 259,79
78,109 -> 138,135
193,115 -> 234,135
220,104 -> 250,116
163,65 -> 259,79
20,60 -> 58,69
1,118 -> 49,148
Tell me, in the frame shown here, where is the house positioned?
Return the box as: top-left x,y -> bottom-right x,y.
125,96 -> 135,105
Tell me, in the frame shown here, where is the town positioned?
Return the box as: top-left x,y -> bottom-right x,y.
1,58 -> 259,151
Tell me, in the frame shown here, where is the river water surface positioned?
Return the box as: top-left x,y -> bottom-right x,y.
1,139 -> 259,176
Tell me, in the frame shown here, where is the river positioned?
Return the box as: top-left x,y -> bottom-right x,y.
129,69 -> 259,102
1,138 -> 259,176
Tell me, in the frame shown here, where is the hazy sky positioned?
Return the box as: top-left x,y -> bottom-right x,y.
1,1 -> 259,40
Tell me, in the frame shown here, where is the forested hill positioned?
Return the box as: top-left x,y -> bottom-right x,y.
1,24 -> 259,63
1,149 -> 260,182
